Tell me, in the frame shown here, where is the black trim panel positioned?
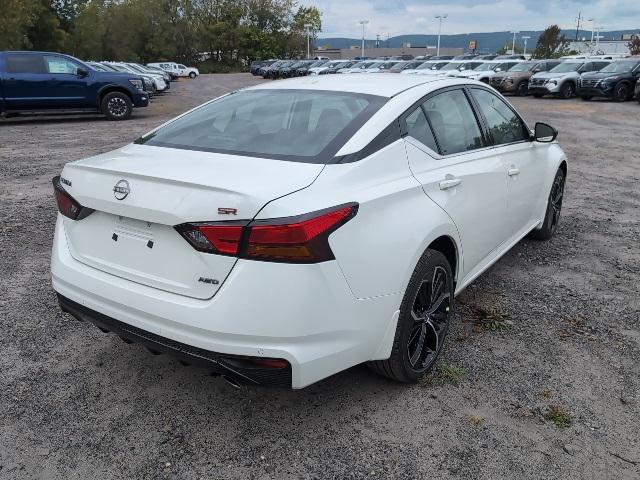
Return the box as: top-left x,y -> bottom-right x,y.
57,294 -> 293,387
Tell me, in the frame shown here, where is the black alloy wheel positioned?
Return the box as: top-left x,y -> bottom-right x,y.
560,82 -> 575,99
613,83 -> 629,102
368,249 -> 453,383
529,168 -> 565,240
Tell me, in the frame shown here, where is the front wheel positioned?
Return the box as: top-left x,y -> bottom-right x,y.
189,72 -> 196,79
559,82 -> 575,99
101,92 -> 132,120
368,250 -> 453,383
613,83 -> 629,102
516,81 -> 529,96
529,168 -> 565,241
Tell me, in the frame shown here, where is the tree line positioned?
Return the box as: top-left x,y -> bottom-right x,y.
0,0 -> 322,71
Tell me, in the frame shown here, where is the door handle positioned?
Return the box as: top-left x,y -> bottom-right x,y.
439,178 -> 462,190
508,167 -> 520,176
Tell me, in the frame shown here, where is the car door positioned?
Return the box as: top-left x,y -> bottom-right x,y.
1,52 -> 48,109
42,55 -> 91,108
402,87 -> 510,279
469,87 -> 546,237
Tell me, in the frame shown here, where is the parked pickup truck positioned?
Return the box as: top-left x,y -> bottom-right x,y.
0,51 -> 149,120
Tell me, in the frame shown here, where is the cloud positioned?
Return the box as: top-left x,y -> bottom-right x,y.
301,0 -> 640,37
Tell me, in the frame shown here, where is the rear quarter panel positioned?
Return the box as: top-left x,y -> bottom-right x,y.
255,140 -> 462,300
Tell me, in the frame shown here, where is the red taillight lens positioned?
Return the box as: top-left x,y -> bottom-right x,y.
176,223 -> 244,256
246,205 -> 357,263
175,203 -> 358,263
52,176 -> 92,220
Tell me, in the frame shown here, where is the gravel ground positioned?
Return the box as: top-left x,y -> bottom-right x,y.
1,74 -> 639,480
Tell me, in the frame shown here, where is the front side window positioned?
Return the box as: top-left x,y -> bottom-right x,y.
44,56 -> 81,75
405,107 -> 438,152
471,89 -> 529,146
422,89 -> 484,155
5,54 -> 46,74
138,89 -> 386,163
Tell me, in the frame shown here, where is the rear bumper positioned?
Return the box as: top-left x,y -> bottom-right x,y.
58,294 -> 293,387
51,215 -> 400,388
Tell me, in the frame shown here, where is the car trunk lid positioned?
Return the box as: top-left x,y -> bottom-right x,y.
60,144 -> 324,299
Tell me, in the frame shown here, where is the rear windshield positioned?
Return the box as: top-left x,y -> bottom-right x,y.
138,89 -> 386,163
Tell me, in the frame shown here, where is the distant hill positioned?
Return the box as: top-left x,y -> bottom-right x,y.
317,29 -> 639,53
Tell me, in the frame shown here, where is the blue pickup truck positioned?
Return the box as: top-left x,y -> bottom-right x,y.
0,51 -> 149,120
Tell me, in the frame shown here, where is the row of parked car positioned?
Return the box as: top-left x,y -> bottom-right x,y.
251,54 -> 640,103
0,51 -> 200,121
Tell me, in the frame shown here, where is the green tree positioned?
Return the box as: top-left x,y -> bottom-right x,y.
0,0 -> 40,49
532,25 -> 570,59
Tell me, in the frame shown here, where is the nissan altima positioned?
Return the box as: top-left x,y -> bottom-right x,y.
51,75 -> 567,388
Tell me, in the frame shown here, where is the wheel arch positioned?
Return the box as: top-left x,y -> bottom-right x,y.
97,85 -> 134,110
427,235 -> 459,286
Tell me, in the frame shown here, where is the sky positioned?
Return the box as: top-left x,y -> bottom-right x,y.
301,0 -> 640,38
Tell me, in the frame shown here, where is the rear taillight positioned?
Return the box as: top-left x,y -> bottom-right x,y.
175,203 -> 358,263
52,176 -> 93,220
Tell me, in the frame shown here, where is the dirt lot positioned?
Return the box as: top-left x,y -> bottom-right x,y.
1,74 -> 639,480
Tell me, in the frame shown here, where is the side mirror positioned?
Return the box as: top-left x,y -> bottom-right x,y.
534,122 -> 558,143
77,67 -> 89,78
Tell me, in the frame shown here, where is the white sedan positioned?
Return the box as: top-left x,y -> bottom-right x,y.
51,75 -> 567,388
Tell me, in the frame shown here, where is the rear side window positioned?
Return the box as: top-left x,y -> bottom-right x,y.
5,54 -> 46,74
422,89 -> 484,155
471,89 -> 529,145
138,89 -> 386,163
405,107 -> 438,152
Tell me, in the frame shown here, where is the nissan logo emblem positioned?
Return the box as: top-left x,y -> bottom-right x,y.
113,179 -> 130,200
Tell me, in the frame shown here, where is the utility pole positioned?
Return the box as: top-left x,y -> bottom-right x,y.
359,20 -> 369,58
435,14 -> 448,56
376,34 -> 380,48
575,12 -> 582,41
588,18 -> 595,45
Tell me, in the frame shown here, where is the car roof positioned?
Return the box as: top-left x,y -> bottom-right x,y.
246,73 -> 459,98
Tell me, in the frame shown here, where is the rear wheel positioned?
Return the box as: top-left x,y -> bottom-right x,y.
529,168 -> 565,241
101,92 -> 132,120
368,250 -> 453,383
613,83 -> 629,102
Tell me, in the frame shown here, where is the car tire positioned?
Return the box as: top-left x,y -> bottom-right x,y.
613,83 -> 629,102
101,92 -> 133,121
559,82 -> 575,99
189,72 -> 197,79
581,96 -> 593,101
528,168 -> 565,241
516,81 -> 529,96
368,249 -> 454,383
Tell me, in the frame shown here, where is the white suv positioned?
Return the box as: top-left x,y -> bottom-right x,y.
176,63 -> 199,78
51,75 -> 567,388
529,59 -> 611,98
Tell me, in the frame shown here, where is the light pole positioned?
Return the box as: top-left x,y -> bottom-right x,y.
304,23 -> 312,59
522,35 -> 530,57
359,20 -> 369,58
511,31 -> 519,54
588,18 -> 595,45
435,14 -> 448,56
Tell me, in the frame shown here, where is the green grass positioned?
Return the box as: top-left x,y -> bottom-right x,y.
435,364 -> 468,385
546,405 -> 572,428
